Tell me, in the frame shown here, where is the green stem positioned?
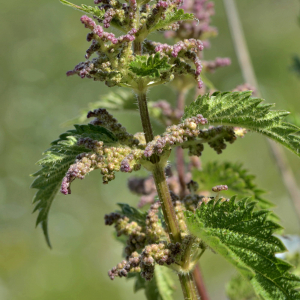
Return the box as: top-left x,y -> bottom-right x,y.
136,90 -> 154,143
136,89 -> 199,299
152,163 -> 182,243
178,272 -> 200,300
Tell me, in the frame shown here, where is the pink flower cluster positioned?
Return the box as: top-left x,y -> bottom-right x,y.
80,15 -> 135,45
203,57 -> 231,73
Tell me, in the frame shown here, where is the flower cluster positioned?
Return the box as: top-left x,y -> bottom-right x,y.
66,13 -> 135,87
144,114 -> 208,158
203,57 -> 232,73
149,100 -> 183,126
165,0 -> 217,46
144,39 -> 204,88
212,185 -> 228,192
108,242 -> 181,281
198,126 -> 237,154
105,201 -> 165,258
60,109 -> 145,194
88,108 -> 140,146
106,179 -> 230,282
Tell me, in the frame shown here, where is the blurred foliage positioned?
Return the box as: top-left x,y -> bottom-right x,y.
1,0 -> 300,299
291,55 -> 300,77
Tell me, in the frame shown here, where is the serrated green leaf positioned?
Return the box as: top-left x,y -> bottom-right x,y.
185,197 -> 300,300
129,53 -> 172,78
53,124 -> 117,144
117,203 -> 147,226
130,266 -> 174,300
192,161 -> 273,210
60,0 -> 105,18
183,91 -> 300,157
31,125 -> 117,247
151,8 -> 194,32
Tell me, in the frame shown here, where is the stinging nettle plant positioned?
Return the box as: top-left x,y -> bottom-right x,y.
31,0 -> 300,299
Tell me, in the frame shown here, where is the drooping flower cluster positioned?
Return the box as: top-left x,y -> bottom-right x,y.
105,202 -> 166,258
144,114 -> 208,157
66,14 -> 136,87
144,39 -> 204,88
87,108 -> 139,146
107,181 -> 229,282
60,109 -> 144,194
108,242 -> 181,281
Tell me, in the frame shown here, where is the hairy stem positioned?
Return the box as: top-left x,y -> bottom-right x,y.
223,0 -> 300,222
136,89 -> 154,143
177,90 -> 187,198
152,163 -> 182,243
178,272 -> 200,300
176,90 -> 210,298
136,89 -> 199,299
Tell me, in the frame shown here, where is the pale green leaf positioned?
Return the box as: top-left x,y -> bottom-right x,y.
151,9 -> 194,32
60,0 -> 105,18
183,91 -> 300,157
129,53 -> 172,78
185,197 -> 300,299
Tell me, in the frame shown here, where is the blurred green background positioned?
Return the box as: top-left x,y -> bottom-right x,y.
1,0 -> 300,299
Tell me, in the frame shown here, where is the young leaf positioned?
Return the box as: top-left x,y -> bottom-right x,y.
31,125 -> 117,247
183,91 -> 300,157
60,0 -> 105,18
129,53 -> 172,78
151,9 -> 194,32
192,161 -> 273,210
185,197 -> 300,300
130,266 -> 174,300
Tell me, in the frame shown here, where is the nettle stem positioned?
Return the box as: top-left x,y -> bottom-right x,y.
178,272 -> 199,300
136,89 -> 199,299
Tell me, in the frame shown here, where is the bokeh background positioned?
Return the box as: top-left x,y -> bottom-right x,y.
1,0 -> 300,299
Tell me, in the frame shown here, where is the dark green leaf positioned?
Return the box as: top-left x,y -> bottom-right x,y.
185,197 -> 300,299
117,203 -> 147,226
31,125 -> 117,247
183,91 -> 300,157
